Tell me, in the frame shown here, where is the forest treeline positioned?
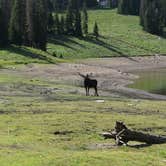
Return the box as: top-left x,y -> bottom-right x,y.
0,0 -> 166,51
48,0 -> 88,37
118,0 -> 166,36
140,0 -> 166,36
0,0 -> 48,50
49,0 -> 98,10
0,0 -> 99,50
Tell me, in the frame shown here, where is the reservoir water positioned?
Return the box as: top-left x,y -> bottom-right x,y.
128,68 -> 166,96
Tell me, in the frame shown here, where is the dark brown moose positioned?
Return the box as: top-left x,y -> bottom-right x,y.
78,73 -> 99,96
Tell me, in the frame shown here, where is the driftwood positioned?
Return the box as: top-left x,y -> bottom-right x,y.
101,121 -> 166,146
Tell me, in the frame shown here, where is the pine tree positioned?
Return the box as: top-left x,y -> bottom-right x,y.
118,0 -> 140,15
47,0 -> 54,34
32,0 -> 48,50
65,0 -> 74,35
26,0 -> 34,46
144,1 -> 164,35
54,13 -> 61,34
140,0 -> 151,26
0,0 -> 12,46
60,15 -> 65,34
0,1 -> 8,46
9,0 -> 26,45
82,1 -> 88,36
85,0 -> 97,8
93,21 -> 99,39
140,0 -> 165,35
118,0 -> 129,14
48,12 -> 54,33
74,9 -> 82,36
0,5 -> 4,46
110,0 -> 118,8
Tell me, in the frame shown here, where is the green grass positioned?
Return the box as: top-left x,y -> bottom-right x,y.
0,96 -> 166,166
0,71 -> 165,166
48,9 -> 166,59
0,45 -> 64,67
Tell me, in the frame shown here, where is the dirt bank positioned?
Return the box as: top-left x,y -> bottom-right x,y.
1,55 -> 166,100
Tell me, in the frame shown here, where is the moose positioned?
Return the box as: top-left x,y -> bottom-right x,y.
78,73 -> 99,96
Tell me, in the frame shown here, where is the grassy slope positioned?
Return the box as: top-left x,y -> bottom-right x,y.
0,45 -> 64,67
0,72 -> 165,166
1,9 -> 166,66
48,9 -> 166,59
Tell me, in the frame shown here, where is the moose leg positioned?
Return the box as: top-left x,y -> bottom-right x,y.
85,87 -> 88,96
95,87 -> 99,96
87,87 -> 90,96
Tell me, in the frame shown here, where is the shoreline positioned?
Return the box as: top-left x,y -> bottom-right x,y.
81,55 -> 166,100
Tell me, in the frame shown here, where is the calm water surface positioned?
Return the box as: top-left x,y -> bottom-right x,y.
128,68 -> 166,96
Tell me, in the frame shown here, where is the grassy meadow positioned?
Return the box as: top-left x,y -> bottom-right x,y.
0,9 -> 166,166
0,69 -> 165,166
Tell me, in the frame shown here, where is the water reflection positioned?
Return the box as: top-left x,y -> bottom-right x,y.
128,68 -> 166,95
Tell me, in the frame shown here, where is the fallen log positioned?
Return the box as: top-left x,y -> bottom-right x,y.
101,121 -> 166,146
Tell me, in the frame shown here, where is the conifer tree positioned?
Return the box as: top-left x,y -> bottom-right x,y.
118,0 -> 140,15
0,0 -> 12,46
0,5 -> 4,46
48,12 -> 54,33
32,0 -> 48,50
65,0 -> 74,35
140,0 -> 150,26
93,21 -> 99,39
82,1 -> 88,36
0,2 -> 7,46
140,0 -> 165,35
75,9 -> 82,36
9,0 -> 26,45
54,13 -> 61,34
60,15 -> 65,34
47,0 -> 54,34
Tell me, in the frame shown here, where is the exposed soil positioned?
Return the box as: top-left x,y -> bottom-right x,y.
1,55 -> 166,100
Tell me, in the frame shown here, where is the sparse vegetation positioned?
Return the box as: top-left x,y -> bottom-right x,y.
0,68 -> 165,166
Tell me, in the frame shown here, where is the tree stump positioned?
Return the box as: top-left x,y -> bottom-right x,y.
101,121 -> 166,146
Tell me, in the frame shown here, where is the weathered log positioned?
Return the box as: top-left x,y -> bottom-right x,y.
101,121 -> 166,146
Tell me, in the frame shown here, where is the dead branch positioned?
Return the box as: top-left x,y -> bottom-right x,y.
101,121 -> 166,146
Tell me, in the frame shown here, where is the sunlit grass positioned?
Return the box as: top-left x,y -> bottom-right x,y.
48,9 -> 166,59
1,9 -> 166,66
0,72 -> 165,165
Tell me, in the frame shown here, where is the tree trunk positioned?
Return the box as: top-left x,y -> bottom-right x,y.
101,121 -> 166,146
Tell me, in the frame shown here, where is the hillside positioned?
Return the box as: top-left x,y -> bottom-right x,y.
48,9 -> 166,59
1,9 -> 166,66
0,46 -> 63,67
